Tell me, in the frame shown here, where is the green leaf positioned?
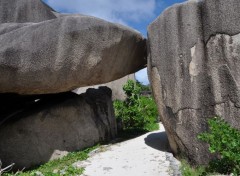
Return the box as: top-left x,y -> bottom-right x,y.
198,117 -> 240,175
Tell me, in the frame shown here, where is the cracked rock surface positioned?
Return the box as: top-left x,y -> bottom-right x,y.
0,0 -> 146,94
148,0 -> 240,165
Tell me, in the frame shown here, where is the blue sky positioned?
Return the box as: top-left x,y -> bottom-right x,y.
43,0 -> 186,85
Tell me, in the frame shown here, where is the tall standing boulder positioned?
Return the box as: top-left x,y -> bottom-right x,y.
0,0 -> 146,95
148,0 -> 240,165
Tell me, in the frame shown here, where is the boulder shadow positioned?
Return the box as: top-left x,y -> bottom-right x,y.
144,131 -> 172,152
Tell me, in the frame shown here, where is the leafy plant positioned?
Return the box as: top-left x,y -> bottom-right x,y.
198,117 -> 240,175
180,160 -> 206,176
114,80 -> 158,131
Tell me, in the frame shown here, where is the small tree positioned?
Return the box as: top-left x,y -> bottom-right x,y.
114,80 -> 158,131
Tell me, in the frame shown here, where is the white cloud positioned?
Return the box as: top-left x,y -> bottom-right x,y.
135,68 -> 149,85
45,0 -> 156,25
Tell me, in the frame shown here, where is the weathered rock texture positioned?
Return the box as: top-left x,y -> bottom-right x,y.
73,74 -> 136,100
0,0 -> 146,95
148,0 -> 240,165
0,0 -> 56,23
0,87 -> 117,169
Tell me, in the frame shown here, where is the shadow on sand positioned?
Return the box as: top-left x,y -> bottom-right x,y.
144,131 -> 172,152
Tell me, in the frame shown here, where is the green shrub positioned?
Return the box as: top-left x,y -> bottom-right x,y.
180,160 -> 206,176
198,117 -> 240,175
114,80 -> 158,131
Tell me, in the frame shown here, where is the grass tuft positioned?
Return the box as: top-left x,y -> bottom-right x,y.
3,145 -> 99,176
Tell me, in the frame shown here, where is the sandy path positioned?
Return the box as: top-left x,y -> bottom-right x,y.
74,124 -> 181,176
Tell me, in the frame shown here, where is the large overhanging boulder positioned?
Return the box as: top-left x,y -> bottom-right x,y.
0,0 -> 146,95
148,0 -> 240,165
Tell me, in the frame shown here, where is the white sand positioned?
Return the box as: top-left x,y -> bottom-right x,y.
74,124 -> 181,176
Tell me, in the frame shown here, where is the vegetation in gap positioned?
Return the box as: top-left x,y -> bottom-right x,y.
114,79 -> 159,132
136,80 -> 151,91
